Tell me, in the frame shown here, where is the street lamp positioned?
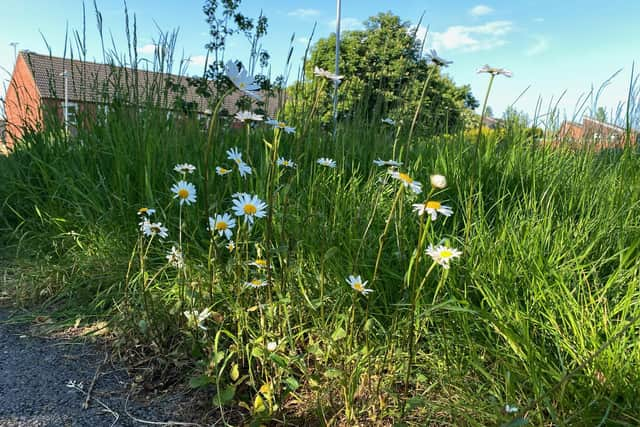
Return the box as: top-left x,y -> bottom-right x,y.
9,42 -> 19,63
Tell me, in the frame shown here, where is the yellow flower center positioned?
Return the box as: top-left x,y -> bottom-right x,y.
178,188 -> 189,199
353,282 -> 364,292
138,208 -> 149,214
440,249 -> 453,258
151,225 -> 161,233
215,221 -> 228,231
398,173 -> 413,184
239,82 -> 246,89
278,122 -> 286,128
254,259 -> 267,267
244,204 -> 257,215
219,168 -> 229,173
426,201 -> 441,209
227,243 -> 235,251
251,279 -> 264,287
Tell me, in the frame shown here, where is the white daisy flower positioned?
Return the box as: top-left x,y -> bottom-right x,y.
425,244 -> 462,269
381,118 -> 396,126
232,193 -> 268,224
226,147 -> 243,165
141,221 -> 168,239
265,119 -> 295,134
317,157 -> 336,168
248,259 -> 268,269
504,404 -> 519,414
208,213 -> 236,240
346,275 -> 373,296
183,307 -> 212,330
266,341 -> 278,352
237,160 -> 252,178
313,66 -> 344,83
276,157 -> 296,168
226,240 -> 236,252
174,163 -> 196,174
166,246 -> 184,268
373,159 -> 402,167
412,201 -> 453,221
245,278 -> 269,288
224,60 -> 263,100
430,174 -> 447,189
216,166 -> 233,176
477,64 -> 513,78
389,170 -> 422,194
137,207 -> 156,217
171,180 -> 197,206
234,110 -> 264,122
426,49 -> 452,67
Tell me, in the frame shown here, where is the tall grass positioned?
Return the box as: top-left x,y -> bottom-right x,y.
2,8 -> 640,426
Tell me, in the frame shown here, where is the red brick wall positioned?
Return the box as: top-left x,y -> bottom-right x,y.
4,54 -> 43,147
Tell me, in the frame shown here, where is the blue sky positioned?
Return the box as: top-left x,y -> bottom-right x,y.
1,0 -> 639,122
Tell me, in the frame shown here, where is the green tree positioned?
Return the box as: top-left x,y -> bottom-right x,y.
296,12 -> 478,133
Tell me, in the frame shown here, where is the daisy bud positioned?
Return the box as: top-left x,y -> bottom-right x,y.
430,174 -> 447,189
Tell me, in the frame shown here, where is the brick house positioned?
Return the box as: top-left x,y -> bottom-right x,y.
557,117 -> 638,150
4,51 -> 279,148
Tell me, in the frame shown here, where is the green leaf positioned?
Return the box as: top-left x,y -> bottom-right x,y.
269,352 -> 288,368
189,375 -> 213,389
323,368 -> 344,379
501,418 -> 528,427
212,384 -> 236,406
283,376 -> 300,391
331,326 -> 347,341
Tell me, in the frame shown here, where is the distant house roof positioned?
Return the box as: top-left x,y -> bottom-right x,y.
19,51 -> 278,115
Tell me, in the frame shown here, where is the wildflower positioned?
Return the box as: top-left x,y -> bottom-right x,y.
504,404 -> 519,414
224,60 -> 262,100
317,157 -> 336,168
346,275 -> 373,296
313,66 -> 344,83
477,64 -> 513,78
389,170 -> 423,194
226,240 -> 236,252
235,110 -> 264,122
266,341 -> 278,352
171,181 -> 197,206
216,166 -> 232,176
373,159 -> 402,167
166,246 -> 184,268
245,278 -> 269,288
412,201 -> 453,221
237,161 -> 252,178
425,244 -> 462,269
265,119 -> 295,134
276,157 -> 296,168
208,213 -> 236,240
66,380 -> 84,389
183,308 -> 212,330
248,259 -> 268,269
174,163 -> 196,174
381,118 -> 396,125
226,147 -> 243,165
137,207 -> 156,217
426,49 -> 452,67
141,221 -> 169,239
430,174 -> 447,189
232,193 -> 268,224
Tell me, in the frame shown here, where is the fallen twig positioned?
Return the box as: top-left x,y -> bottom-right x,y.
84,352 -> 109,409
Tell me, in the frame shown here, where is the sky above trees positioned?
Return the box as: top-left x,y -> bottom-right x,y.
1,0 -> 639,121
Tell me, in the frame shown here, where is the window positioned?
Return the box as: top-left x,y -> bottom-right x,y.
60,101 -> 78,127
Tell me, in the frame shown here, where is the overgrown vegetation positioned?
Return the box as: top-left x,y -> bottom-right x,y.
2,2 -> 640,426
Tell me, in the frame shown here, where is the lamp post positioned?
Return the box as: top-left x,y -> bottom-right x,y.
60,70 -> 69,133
332,0 -> 342,139
9,42 -> 18,63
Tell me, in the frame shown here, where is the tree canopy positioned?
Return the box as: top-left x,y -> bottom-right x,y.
298,12 -> 478,134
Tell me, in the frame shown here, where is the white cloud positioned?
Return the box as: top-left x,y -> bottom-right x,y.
469,5 -> 494,17
288,8 -> 320,18
431,21 -> 513,52
328,17 -> 364,32
138,44 -> 157,55
297,37 -> 310,46
187,55 -> 208,66
525,36 -> 550,56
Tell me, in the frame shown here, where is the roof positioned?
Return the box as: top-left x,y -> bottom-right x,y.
19,51 -> 278,115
